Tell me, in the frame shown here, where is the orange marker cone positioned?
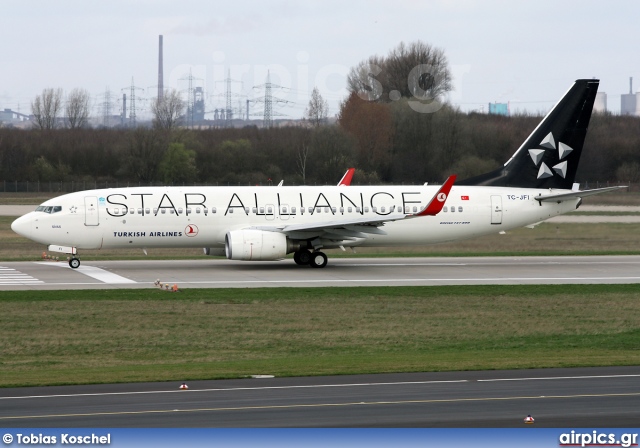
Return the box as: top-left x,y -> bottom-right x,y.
172,284 -> 178,292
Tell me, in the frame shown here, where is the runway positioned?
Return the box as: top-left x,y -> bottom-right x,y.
1,367 -> 639,427
1,255 -> 640,290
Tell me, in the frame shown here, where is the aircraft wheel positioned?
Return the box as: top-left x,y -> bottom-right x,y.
294,249 -> 312,265
309,251 -> 328,268
69,258 -> 81,269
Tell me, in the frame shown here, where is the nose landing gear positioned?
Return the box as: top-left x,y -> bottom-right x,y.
69,257 -> 81,269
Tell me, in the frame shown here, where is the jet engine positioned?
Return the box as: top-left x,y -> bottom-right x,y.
225,229 -> 300,261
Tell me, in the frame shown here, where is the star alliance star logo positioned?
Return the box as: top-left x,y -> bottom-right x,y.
528,132 -> 572,179
70,206 -> 77,213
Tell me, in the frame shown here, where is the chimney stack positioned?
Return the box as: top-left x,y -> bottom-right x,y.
158,35 -> 164,101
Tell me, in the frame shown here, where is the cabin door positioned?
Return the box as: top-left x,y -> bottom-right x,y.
84,196 -> 99,226
490,195 -> 502,225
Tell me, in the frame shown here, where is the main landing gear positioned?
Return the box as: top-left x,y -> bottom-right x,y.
294,249 -> 328,268
69,257 -> 81,269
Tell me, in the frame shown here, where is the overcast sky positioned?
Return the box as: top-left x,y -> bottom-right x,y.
3,0 -> 639,119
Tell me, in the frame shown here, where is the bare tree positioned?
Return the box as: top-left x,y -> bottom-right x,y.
65,88 -> 91,129
31,88 -> 63,129
346,56 -> 385,101
305,87 -> 329,127
296,142 -> 311,184
347,41 -> 452,103
151,89 -> 185,130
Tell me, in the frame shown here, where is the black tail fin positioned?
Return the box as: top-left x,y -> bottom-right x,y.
459,79 -> 599,189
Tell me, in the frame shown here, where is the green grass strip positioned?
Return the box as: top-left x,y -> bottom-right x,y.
1,284 -> 640,387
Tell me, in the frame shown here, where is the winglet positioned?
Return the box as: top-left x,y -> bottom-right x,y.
414,175 -> 457,216
338,168 -> 355,186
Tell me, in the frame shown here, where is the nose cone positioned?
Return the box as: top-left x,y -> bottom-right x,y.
11,214 -> 33,238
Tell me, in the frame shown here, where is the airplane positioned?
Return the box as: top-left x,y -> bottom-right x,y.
11,79 -> 623,269
338,168 -> 355,186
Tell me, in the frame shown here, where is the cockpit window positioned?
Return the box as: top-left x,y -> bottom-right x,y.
36,205 -> 62,214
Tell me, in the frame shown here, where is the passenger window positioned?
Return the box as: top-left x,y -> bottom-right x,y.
186,208 -> 191,215
138,209 -> 142,214
252,207 -> 257,214
178,208 -> 184,214
211,207 -> 217,214
372,207 -> 377,213
348,207 -> 352,213
267,207 -> 273,214
364,207 -> 369,213
161,209 -> 166,214
331,207 -> 336,213
443,206 -> 448,212
259,207 -> 265,214
153,208 -> 158,214
145,208 -> 150,214
458,206 -> 463,212
129,209 -> 134,214
196,208 -> 201,214
356,207 -> 361,213
282,207 -> 288,213
451,207 -> 455,213
291,207 -> 296,213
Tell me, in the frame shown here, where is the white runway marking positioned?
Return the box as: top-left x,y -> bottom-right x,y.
179,276 -> 640,285
2,373 -> 639,401
34,262 -> 136,284
0,266 -> 43,285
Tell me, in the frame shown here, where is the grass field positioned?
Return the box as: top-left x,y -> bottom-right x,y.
1,285 -> 639,388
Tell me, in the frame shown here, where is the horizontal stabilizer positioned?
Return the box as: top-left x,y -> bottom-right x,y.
535,186 -> 626,203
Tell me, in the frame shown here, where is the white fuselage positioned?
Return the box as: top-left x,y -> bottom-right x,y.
11,184 -> 578,252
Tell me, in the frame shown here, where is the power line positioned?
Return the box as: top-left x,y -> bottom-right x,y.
121,77 -> 144,127
252,71 -> 294,127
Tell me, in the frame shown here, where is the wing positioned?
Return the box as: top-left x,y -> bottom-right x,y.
252,175 -> 456,243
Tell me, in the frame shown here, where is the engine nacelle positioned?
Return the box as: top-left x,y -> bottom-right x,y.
225,229 -> 290,261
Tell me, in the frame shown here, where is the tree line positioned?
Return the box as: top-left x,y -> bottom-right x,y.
1,109 -> 639,187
